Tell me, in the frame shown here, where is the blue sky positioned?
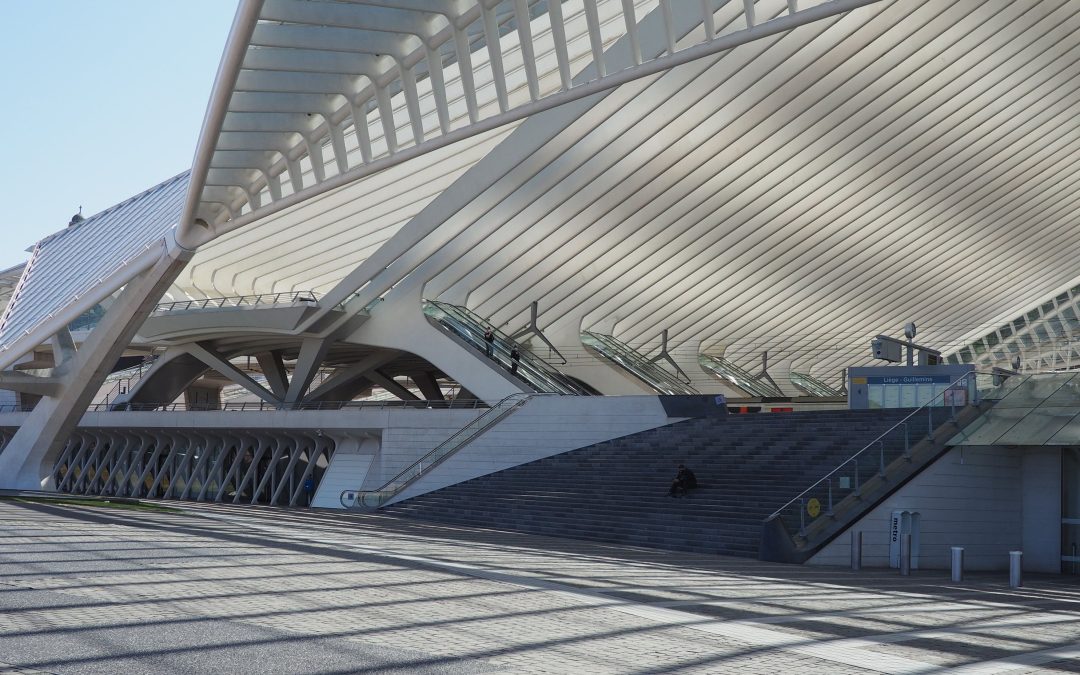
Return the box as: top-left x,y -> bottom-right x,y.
0,1 -> 237,270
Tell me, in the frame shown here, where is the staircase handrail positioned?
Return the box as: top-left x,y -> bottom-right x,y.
340,392 -> 546,509
765,372 -> 978,524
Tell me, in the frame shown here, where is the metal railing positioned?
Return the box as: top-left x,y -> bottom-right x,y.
151,291 -> 321,316
0,404 -> 35,413
766,372 -> 980,539
98,356 -> 159,405
341,392 -> 542,510
86,399 -> 489,412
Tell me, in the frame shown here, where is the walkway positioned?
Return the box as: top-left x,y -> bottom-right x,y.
0,499 -> 1077,674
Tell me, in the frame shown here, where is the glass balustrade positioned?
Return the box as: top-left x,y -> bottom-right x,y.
151,291 -> 321,316
580,331 -> 698,395
423,300 -> 588,395
699,354 -> 782,397
790,371 -> 844,397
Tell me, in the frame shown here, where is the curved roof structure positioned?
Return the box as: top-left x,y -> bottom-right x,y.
6,0 -> 1080,390
179,0 -> 1080,384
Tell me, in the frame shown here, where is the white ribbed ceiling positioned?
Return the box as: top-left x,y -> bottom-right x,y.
189,0 -> 667,233
166,0 -> 1080,386
177,0 -> 676,297
344,0 -> 1080,380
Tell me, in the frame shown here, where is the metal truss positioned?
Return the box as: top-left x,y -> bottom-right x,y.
47,428 -> 335,506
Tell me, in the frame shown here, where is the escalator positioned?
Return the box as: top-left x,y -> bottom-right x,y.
790,371 -> 844,397
423,300 -> 590,395
580,331 -> 698,395
699,354 -> 783,397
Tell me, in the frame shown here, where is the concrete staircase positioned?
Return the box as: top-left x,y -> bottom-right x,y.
384,409 -> 929,557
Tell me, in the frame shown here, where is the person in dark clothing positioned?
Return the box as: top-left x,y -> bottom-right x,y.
669,464 -> 697,497
483,327 -> 495,357
510,345 -> 521,374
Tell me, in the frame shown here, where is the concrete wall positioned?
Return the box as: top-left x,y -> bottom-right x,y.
312,435 -> 379,508
809,446 -> 1027,571
361,408 -> 485,490
237,397 -> 673,501
1022,448 -> 1062,573
388,395 -> 675,504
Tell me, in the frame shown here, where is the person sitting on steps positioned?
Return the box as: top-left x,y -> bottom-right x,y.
669,464 -> 697,497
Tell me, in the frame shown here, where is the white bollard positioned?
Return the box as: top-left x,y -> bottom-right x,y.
1009,550 -> 1023,588
950,546 -> 964,582
900,533 -> 912,576
850,531 -> 862,571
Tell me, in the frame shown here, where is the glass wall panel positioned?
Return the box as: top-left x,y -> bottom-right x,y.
900,385 -> 916,408
868,384 -> 884,409
994,373 -> 1072,408
883,385 -> 900,408
997,408 -> 1077,445
1039,374 -> 1080,406
949,407 -> 1029,445
1063,448 -> 1080,575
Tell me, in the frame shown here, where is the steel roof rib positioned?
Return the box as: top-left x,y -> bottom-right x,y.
178,0 -> 869,247
433,2 -> 831,317
613,2 -> 1080,371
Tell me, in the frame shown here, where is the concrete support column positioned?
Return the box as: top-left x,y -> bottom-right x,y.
0,249 -> 188,490
345,286 -> 524,404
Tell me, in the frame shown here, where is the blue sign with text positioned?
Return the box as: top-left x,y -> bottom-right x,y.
865,375 -> 953,385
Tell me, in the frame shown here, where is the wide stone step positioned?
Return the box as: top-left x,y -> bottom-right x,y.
386,409 -> 925,558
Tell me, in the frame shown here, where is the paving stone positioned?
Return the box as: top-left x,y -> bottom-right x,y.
1,500 -> 1078,674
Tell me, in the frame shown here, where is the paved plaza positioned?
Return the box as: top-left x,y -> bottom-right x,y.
0,499 -> 1077,674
